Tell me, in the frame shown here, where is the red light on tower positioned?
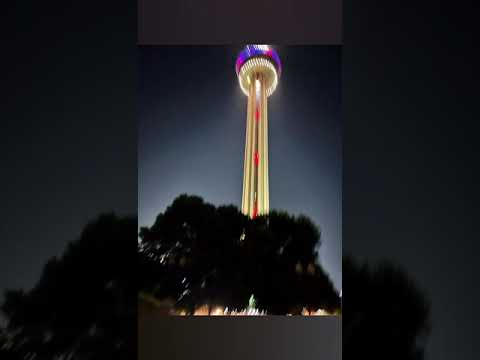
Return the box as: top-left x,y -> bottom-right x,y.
253,201 -> 258,218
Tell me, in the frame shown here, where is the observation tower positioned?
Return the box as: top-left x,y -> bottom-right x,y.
235,45 -> 281,218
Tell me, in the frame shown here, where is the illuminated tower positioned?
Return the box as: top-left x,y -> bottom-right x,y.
235,45 -> 281,218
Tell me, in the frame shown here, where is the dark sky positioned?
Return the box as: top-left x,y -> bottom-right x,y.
138,45 -> 342,291
343,2 -> 478,359
0,6 -> 137,310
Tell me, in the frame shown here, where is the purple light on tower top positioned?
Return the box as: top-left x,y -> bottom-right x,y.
235,45 -> 282,77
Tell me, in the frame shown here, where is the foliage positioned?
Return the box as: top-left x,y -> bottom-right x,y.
343,255 -> 431,360
1,214 -> 136,360
0,196 -> 431,358
138,194 -> 340,314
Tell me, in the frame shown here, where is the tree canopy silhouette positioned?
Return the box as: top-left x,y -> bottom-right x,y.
0,198 -> 431,358
138,194 -> 340,314
0,213 -> 136,360
343,255 -> 431,360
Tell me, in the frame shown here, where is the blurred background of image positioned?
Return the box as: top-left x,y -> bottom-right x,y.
2,0 -> 478,359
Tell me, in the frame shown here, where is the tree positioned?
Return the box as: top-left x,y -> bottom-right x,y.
1,213 -> 136,360
343,255 -> 431,360
138,194 -> 340,314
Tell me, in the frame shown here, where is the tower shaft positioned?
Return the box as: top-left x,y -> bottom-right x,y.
242,73 -> 269,218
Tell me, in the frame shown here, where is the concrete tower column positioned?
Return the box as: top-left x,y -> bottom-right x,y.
241,73 -> 270,218
236,45 -> 281,218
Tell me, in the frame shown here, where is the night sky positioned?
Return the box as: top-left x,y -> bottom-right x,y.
138,45 -> 342,291
0,7 -> 137,318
